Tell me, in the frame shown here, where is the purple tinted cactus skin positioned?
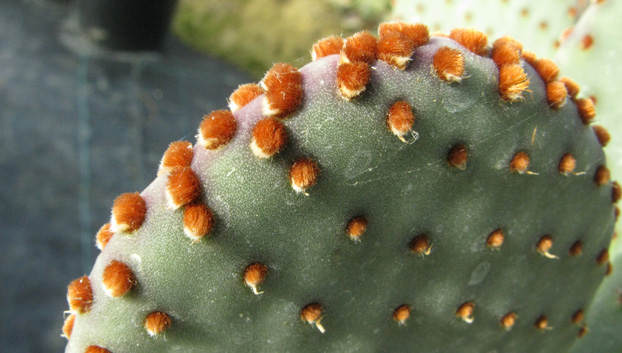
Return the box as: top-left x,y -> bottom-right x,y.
63,23 -> 617,353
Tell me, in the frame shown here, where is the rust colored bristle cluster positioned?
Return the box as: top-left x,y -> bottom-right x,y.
456,301 -> 475,323
393,304 -> 411,325
244,262 -> 268,295
577,324 -> 589,338
379,21 -> 430,47
581,35 -> 594,50
198,110 -> 238,150
498,64 -> 530,102
612,181 -> 621,203
486,229 -> 505,249
387,101 -> 415,141
96,223 -> 114,250
166,168 -> 202,209
343,31 -> 378,64
572,309 -> 584,324
312,36 -> 344,61
510,151 -> 530,174
228,83 -> 264,112
535,315 -> 550,330
346,216 -> 368,242
261,63 -> 303,119
144,311 -> 172,337
62,314 -> 76,339
559,77 -> 580,99
183,203 -> 214,241
159,141 -> 194,175
491,36 -> 522,67
410,234 -> 432,256
102,260 -> 136,297
377,31 -> 415,70
593,126 -> 611,147
546,81 -> 568,109
576,98 -> 596,125
537,235 -> 559,259
85,346 -> 111,353
251,117 -> 288,158
594,165 -> 610,186
596,249 -> 609,266
569,240 -> 583,256
433,47 -> 465,83
67,275 -> 93,314
301,303 -> 325,333
533,58 -> 559,83
449,28 -> 488,56
289,158 -> 320,194
500,312 -> 517,330
447,144 -> 468,170
558,153 -> 577,175
111,192 -> 147,233
336,62 -> 371,100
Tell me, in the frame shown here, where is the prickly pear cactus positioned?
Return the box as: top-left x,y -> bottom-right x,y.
62,21 -> 618,353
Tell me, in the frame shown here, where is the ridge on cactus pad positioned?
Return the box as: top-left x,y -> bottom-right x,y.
63,20 -> 618,353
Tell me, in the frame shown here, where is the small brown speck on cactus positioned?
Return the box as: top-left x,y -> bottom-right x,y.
433,46 -> 465,82
243,263 -> 268,295
447,144 -> 468,170
144,311 -> 172,337
182,203 -> 214,242
250,117 -> 288,158
110,192 -> 146,233
260,63 -> 302,119
456,301 -> 475,323
592,125 -> 611,147
197,110 -> 237,150
345,216 -> 368,242
311,36 -> 344,61
67,276 -> 93,314
165,168 -> 201,209
102,260 -> 136,298
62,314 -> 75,339
500,312 -> 517,330
343,31 -> 378,65
410,234 -> 432,256
336,61 -> 370,100
228,84 -> 263,113
537,235 -> 559,259
569,240 -> 583,257
85,346 -> 111,353
449,28 -> 489,56
301,303 -> 325,333
486,229 -> 505,249
386,101 -> 416,142
558,153 -> 577,175
392,304 -> 411,325
535,315 -> 551,331
572,309 -> 585,325
158,141 -> 194,175
289,158 -> 320,194
510,151 -> 530,174
95,223 -> 113,251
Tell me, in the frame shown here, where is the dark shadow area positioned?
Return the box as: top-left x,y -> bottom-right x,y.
0,0 -> 251,351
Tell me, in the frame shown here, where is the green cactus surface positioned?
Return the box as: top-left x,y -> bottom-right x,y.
63,22 -> 618,353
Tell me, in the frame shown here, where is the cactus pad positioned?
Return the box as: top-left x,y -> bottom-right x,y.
63,22 -> 617,353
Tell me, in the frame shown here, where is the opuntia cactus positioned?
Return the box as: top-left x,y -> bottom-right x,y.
62,20 -> 619,353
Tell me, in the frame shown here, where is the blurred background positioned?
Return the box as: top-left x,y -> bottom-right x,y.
0,0 -> 390,351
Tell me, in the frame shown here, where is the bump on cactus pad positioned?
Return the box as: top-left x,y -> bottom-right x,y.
63,21 -> 618,353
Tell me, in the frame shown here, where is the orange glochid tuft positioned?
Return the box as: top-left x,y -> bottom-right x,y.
596,249 -> 609,265
336,62 -> 371,100
491,36 -> 522,67
111,192 -> 147,233
546,81 -> 568,109
448,28 -> 489,56
592,126 -> 611,147
102,260 -> 136,298
183,203 -> 214,242
612,181 -> 621,203
576,98 -> 596,125
606,262 -> 613,276
510,151 -> 530,174
521,50 -> 538,66
456,301 -> 475,323
312,36 -> 344,61
378,21 -> 430,47
67,275 -> 93,314
377,31 -> 415,70
198,110 -> 237,150
166,168 -> 202,209
289,158 -> 320,194
447,144 -> 468,170
228,83 -> 264,112
499,64 -> 530,102
594,165 -> 610,186
569,240 -> 583,256
343,31 -> 378,65
578,325 -> 589,338
144,311 -> 172,337
581,34 -> 594,50
433,46 -> 465,83
244,262 -> 268,295
500,312 -> 517,330
410,234 -> 432,256
558,153 -> 577,175
535,315 -> 550,330
251,117 -> 288,158
537,235 -> 559,259
301,303 -> 325,333
261,63 -> 303,119
346,216 -> 368,242
572,309 -> 584,324
62,314 -> 76,339
387,101 -> 415,141
532,58 -> 559,83
393,304 -> 412,325
559,77 -> 580,99
486,229 -> 505,249
96,223 -> 114,250
85,346 -> 112,353
159,141 -> 193,175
